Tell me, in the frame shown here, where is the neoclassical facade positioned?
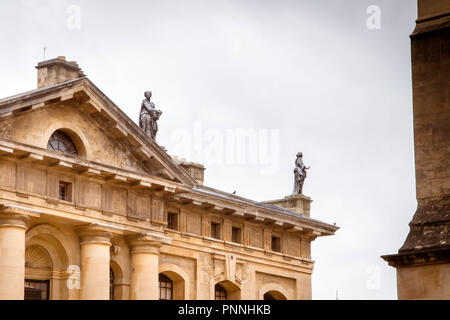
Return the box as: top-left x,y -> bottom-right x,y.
0,57 -> 337,300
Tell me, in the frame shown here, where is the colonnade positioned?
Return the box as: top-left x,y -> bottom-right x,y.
0,210 -> 166,300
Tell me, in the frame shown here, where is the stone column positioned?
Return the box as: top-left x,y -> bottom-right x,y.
129,239 -> 161,300
78,229 -> 111,300
0,212 -> 29,300
128,233 -> 171,300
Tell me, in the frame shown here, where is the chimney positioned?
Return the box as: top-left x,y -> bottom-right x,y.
35,56 -> 85,88
180,161 -> 205,185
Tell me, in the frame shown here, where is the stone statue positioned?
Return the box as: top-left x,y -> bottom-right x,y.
292,152 -> 310,195
139,90 -> 162,140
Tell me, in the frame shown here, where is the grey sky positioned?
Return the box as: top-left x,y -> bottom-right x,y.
0,0 -> 418,299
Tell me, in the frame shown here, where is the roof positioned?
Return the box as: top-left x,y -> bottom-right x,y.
0,77 -> 85,108
0,76 -> 338,235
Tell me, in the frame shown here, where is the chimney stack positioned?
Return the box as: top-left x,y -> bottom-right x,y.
35,56 -> 85,88
180,161 -> 205,185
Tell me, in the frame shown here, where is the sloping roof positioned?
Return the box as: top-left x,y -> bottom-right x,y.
0,77 -> 197,186
0,76 -> 338,233
0,77 -> 85,109
192,185 -> 338,233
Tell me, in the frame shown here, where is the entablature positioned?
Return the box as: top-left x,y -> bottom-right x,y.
0,138 -> 186,194
171,189 -> 336,238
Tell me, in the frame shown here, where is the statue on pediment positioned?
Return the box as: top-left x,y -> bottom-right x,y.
139,90 -> 162,140
292,152 -> 309,195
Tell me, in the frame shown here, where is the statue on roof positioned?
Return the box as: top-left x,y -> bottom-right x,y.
139,90 -> 162,140
292,152 -> 310,195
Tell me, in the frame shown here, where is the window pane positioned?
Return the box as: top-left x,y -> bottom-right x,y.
159,274 -> 173,300
215,284 -> 227,300
24,280 -> 49,300
47,130 -> 78,155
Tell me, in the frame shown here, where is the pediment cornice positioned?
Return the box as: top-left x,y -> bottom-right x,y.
0,77 -> 196,186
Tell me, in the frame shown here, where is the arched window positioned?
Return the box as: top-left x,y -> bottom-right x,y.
159,274 -> 173,300
261,290 -> 287,300
110,268 -> 114,300
47,130 -> 78,155
215,284 -> 227,300
263,292 -> 276,300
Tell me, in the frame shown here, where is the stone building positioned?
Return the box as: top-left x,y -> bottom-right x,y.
0,56 -> 337,300
382,0 -> 449,299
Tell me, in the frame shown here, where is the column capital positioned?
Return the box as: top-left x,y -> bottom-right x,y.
127,232 -> 171,254
0,204 -> 40,229
76,223 -> 112,246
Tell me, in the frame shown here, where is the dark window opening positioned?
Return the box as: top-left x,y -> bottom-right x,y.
211,222 -> 221,240
232,227 -> 242,244
59,181 -> 72,201
264,292 -> 276,300
167,212 -> 178,230
24,279 -> 49,300
159,274 -> 173,300
110,268 -> 114,300
215,284 -> 227,300
47,130 -> 78,155
271,236 -> 281,252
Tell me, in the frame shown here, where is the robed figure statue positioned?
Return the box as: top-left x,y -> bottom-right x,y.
292,152 -> 310,195
139,90 -> 162,140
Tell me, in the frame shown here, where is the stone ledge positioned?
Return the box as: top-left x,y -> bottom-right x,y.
381,246 -> 450,268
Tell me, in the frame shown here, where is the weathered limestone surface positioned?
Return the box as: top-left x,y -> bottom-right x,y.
382,0 -> 450,300
263,194 -> 312,217
78,228 -> 111,300
129,238 -> 161,300
0,211 -> 28,300
0,104 -> 149,173
0,55 -> 338,300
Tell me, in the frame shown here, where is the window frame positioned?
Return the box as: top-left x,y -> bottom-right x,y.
58,181 -> 73,202
211,221 -> 221,240
271,235 -> 282,253
24,279 -> 50,300
47,130 -> 78,156
167,212 -> 179,230
215,284 -> 227,300
231,226 -> 242,244
159,274 -> 173,300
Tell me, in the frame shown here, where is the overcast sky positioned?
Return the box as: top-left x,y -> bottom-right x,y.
0,0 -> 418,299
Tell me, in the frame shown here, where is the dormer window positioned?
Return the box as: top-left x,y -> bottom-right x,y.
47,130 -> 78,155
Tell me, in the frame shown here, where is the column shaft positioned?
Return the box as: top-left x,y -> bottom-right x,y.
80,235 -> 111,300
0,215 -> 27,300
129,244 -> 159,300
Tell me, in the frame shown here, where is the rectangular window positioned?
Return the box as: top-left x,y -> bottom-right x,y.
167,212 -> 178,230
59,181 -> 72,201
24,279 -> 50,300
211,222 -> 221,240
271,236 -> 281,252
232,227 -> 242,244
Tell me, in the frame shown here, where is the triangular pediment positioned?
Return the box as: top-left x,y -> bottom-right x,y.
0,78 -> 196,186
